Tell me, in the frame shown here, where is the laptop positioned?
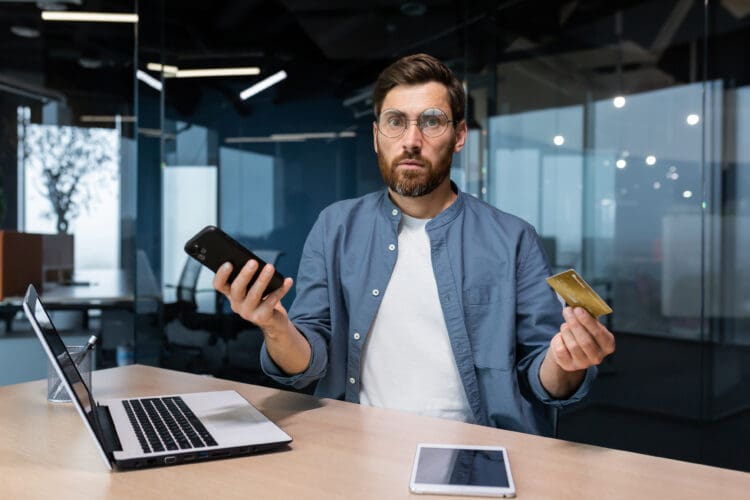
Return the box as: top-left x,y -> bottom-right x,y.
22,284 -> 292,471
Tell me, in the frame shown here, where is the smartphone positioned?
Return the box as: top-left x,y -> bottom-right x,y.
409,444 -> 516,497
184,225 -> 285,296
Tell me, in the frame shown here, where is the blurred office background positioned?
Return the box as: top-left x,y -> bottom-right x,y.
1,0 -> 748,472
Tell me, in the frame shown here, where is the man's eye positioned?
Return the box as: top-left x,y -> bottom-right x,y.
423,118 -> 440,128
387,117 -> 404,127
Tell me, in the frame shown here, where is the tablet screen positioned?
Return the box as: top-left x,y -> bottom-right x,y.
414,446 -> 510,487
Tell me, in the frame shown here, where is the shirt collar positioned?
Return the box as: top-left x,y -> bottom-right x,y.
380,181 -> 465,229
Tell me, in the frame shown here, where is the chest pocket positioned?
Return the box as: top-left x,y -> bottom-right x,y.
463,285 -> 514,370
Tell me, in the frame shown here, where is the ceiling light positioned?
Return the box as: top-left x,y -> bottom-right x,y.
613,96 -> 626,108
645,155 -> 656,166
683,190 -> 693,198
553,135 -> 565,146
225,130 -> 356,143
146,63 -> 178,75
80,115 -> 136,123
616,159 -> 627,169
653,181 -> 661,190
137,70 -> 162,92
686,114 -> 700,126
41,11 -> 138,23
145,64 -> 259,78
240,70 -> 287,100
175,67 -> 260,78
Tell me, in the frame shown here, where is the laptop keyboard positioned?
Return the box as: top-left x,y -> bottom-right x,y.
122,396 -> 218,454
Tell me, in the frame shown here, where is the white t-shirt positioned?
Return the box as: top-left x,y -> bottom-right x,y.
359,214 -> 473,422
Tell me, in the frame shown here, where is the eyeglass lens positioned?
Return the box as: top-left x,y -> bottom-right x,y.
378,108 -> 451,138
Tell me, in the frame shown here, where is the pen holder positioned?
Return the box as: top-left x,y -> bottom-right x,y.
47,345 -> 93,403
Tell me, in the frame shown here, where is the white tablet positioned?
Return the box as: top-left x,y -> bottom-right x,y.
409,443 -> 516,497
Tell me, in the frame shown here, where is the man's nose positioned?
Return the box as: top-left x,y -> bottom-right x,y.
402,121 -> 423,152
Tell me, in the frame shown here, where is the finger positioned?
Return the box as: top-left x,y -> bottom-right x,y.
562,308 -> 606,365
550,333 -> 575,371
255,277 -> 294,313
229,259 -> 259,303
242,262 -> 277,307
569,307 -> 616,355
213,262 -> 233,296
559,321 -> 590,370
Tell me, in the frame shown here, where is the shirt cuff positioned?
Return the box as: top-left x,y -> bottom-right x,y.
259,325 -> 327,390
528,347 -> 598,408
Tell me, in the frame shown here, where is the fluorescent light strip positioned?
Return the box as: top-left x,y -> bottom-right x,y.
80,115 -> 136,123
41,11 -> 138,23
240,70 -> 287,100
225,131 -> 357,143
138,128 -> 176,140
137,70 -> 163,92
144,63 -> 259,78
146,63 -> 178,75
271,132 -> 337,140
175,67 -> 260,78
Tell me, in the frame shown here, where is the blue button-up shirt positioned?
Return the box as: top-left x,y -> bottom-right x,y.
260,184 -> 596,436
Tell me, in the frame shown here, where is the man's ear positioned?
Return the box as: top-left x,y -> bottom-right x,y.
373,121 -> 379,153
453,120 -> 468,153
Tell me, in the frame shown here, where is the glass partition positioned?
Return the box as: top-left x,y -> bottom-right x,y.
0,1 -> 137,373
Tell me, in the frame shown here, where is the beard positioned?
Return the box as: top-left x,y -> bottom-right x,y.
377,140 -> 454,198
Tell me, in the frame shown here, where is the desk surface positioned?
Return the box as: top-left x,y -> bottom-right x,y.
0,365 -> 747,500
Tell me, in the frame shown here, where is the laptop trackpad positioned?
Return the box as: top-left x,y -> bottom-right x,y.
181,391 -> 290,445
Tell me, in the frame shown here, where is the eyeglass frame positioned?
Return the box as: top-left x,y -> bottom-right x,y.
374,107 -> 461,139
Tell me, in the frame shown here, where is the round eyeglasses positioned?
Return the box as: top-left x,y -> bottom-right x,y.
376,108 -> 458,138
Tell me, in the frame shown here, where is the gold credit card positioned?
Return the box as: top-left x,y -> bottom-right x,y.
546,269 -> 613,317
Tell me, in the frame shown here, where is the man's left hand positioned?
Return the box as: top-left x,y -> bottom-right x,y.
540,306 -> 615,399
551,306 -> 615,372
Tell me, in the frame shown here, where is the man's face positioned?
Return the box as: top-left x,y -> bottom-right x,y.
373,81 -> 467,197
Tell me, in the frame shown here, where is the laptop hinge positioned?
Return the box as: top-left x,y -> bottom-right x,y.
90,404 -> 123,453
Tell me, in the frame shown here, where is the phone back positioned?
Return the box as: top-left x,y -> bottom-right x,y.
184,225 -> 284,294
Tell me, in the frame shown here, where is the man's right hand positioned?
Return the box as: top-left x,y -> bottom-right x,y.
213,260 -> 311,375
213,260 -> 293,330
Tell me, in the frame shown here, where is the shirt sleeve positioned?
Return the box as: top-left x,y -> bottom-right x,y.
259,213 -> 331,389
514,225 -> 596,407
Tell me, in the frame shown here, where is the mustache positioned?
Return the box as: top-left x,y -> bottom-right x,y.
391,153 -> 431,168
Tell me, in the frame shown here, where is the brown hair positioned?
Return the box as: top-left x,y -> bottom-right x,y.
372,53 -> 465,121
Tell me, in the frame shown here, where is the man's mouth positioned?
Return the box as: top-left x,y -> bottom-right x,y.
396,159 -> 425,169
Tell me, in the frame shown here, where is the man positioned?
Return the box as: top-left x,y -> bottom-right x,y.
214,53 -> 615,436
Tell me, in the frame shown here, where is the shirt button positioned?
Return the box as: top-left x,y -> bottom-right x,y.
353,332 -> 361,340
349,377 -> 356,385
372,289 -> 380,296
388,244 -> 396,251
391,209 -> 398,216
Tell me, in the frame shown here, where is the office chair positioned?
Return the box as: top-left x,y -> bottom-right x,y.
161,257 -> 227,373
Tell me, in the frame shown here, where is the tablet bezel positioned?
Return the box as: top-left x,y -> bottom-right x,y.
409,443 -> 516,497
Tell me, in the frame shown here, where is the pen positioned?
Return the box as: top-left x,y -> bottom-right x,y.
50,334 -> 98,401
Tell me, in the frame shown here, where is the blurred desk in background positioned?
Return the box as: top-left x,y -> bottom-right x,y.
0,269 -> 133,331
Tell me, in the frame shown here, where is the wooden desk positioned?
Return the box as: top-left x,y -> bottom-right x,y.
0,365 -> 747,499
